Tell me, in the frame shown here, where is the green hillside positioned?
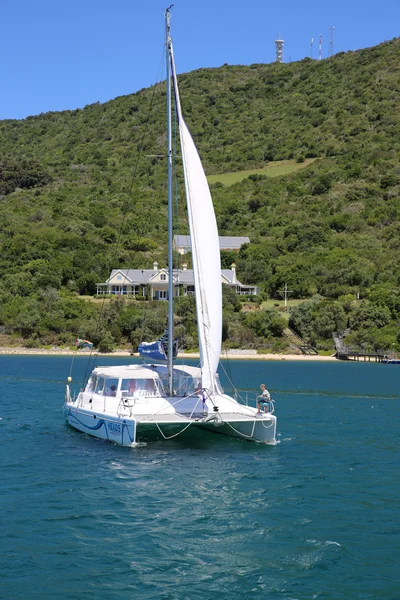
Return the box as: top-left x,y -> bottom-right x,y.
0,37 -> 400,352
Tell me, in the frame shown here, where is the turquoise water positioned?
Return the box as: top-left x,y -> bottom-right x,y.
0,356 -> 399,600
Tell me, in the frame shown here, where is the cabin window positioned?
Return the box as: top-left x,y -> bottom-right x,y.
120,378 -> 160,397
159,374 -> 199,396
95,377 -> 106,395
104,378 -> 119,396
85,375 -> 97,392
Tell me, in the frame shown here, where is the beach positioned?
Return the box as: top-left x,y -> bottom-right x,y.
0,346 -> 337,361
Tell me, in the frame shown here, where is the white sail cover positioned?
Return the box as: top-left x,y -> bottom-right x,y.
170,46 -> 222,393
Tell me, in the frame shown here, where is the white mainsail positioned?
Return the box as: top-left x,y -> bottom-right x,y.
170,45 -> 222,393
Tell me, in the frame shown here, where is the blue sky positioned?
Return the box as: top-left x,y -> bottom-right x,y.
1,0 -> 399,120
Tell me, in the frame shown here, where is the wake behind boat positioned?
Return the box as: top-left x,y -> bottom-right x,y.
64,8 -> 277,446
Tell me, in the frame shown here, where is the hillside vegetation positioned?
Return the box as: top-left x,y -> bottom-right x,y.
0,38 -> 400,352
207,158 -> 318,185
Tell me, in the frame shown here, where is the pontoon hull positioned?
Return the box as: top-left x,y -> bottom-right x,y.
64,404 -> 277,445
64,406 -> 137,447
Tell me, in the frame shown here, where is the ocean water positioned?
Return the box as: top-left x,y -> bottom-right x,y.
0,356 -> 399,600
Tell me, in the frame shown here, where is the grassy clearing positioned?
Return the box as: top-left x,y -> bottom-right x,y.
261,298 -> 308,320
262,299 -> 307,310
207,158 -> 319,187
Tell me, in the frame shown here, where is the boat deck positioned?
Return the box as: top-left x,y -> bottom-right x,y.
135,411 -> 273,424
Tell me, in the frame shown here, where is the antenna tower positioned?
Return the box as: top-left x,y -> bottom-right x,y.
329,26 -> 335,56
275,35 -> 284,63
310,37 -> 314,58
318,34 -> 322,60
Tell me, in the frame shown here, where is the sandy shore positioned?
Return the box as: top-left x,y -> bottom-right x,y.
0,347 -> 337,361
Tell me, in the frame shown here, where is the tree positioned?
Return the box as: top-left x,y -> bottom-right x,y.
313,302 -> 347,339
289,296 -> 322,339
222,285 -> 242,313
243,309 -> 286,338
349,301 -> 391,330
98,331 -> 116,353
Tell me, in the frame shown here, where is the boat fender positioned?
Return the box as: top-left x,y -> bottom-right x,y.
67,376 -> 72,383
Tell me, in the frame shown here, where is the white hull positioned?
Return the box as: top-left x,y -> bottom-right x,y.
64,405 -> 137,446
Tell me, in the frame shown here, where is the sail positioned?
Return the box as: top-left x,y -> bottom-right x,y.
170,45 -> 222,393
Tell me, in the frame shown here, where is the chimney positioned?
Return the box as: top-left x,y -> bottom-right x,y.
231,263 -> 237,284
153,261 -> 158,271
182,263 -> 187,271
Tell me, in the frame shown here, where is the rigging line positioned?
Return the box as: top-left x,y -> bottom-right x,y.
222,347 -> 234,388
151,395 -> 201,439
69,351 -> 76,379
224,419 -> 258,439
154,419 -> 193,440
79,45 -> 166,389
217,357 -> 238,392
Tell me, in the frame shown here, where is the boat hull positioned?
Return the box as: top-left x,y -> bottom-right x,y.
195,416 -> 277,444
64,404 -> 277,446
64,406 -> 137,447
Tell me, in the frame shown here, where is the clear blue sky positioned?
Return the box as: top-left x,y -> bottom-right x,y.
1,0 -> 399,120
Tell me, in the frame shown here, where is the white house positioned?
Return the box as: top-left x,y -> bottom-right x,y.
96,262 -> 259,299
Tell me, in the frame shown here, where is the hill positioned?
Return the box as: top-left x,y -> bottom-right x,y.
0,38 -> 400,351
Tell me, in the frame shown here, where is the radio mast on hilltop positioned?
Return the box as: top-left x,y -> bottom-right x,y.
329,26 -> 335,56
318,34 -> 323,60
275,35 -> 284,63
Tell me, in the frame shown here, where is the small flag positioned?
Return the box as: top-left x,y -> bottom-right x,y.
75,338 -> 93,349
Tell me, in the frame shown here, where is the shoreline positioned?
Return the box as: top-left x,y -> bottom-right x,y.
0,347 -> 337,361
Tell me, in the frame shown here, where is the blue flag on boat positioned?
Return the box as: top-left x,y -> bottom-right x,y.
138,331 -> 178,362
76,338 -> 93,349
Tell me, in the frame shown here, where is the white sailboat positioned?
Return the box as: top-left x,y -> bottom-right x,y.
63,9 -> 277,446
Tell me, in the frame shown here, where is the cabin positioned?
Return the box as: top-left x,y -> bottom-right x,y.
96,262 -> 259,298
173,235 -> 250,255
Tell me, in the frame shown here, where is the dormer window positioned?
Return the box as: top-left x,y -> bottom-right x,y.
160,274 -> 166,281
117,275 -> 122,280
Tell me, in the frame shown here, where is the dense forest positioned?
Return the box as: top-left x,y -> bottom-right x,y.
0,37 -> 399,353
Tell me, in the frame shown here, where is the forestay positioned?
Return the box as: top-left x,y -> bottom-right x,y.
169,43 -> 222,394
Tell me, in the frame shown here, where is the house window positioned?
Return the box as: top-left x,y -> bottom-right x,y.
117,275 -> 122,280
158,291 -> 168,300
160,274 -> 166,281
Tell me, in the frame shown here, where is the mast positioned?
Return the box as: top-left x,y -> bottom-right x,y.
166,6 -> 174,396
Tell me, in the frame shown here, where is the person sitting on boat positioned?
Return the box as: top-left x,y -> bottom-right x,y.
128,380 -> 137,395
257,384 -> 271,414
105,385 -> 117,397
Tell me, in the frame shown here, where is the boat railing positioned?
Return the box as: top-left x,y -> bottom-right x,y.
225,388 -> 255,407
65,385 -> 79,405
224,388 -> 275,413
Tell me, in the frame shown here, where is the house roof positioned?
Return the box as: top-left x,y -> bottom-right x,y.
102,268 -> 246,287
174,235 -> 250,250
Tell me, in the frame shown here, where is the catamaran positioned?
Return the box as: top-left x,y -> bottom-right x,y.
63,9 -> 277,446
